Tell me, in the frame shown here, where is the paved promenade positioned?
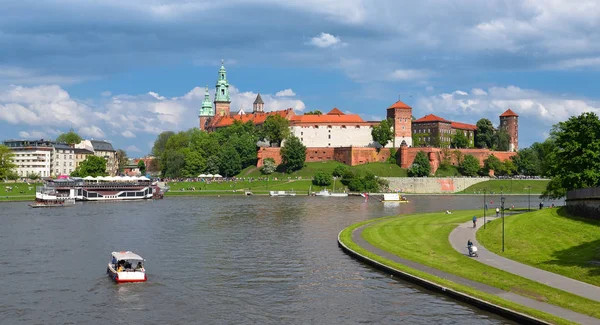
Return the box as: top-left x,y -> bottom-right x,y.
449,215 -> 600,302
351,222 -> 600,325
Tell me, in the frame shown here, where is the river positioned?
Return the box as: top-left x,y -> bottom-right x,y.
1,195 -> 561,324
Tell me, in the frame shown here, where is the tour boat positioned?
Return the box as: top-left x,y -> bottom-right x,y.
29,197 -> 75,208
315,189 -> 348,197
106,251 -> 147,283
269,190 -> 296,197
382,193 -> 410,202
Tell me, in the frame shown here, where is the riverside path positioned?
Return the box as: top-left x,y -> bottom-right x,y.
351,224 -> 600,325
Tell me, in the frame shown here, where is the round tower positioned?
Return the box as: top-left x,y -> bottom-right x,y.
386,100 -> 413,147
499,109 -> 519,151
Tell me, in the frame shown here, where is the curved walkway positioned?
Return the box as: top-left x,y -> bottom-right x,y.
351,224 -> 600,325
449,215 -> 600,303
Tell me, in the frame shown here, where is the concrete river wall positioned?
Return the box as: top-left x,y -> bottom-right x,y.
382,177 -> 490,194
566,187 -> 600,220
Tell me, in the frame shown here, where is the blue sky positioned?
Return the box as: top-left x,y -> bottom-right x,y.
1,0 -> 599,156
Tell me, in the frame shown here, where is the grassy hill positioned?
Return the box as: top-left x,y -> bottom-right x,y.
240,161 -> 407,178
459,179 -> 550,194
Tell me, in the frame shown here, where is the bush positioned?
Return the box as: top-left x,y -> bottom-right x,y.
388,148 -> 397,164
332,165 -> 349,178
312,171 -> 333,186
260,158 -> 276,175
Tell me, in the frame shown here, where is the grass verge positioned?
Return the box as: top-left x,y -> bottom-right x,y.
478,207 -> 600,286
460,179 -> 550,195
239,161 -> 407,178
339,210 -> 600,324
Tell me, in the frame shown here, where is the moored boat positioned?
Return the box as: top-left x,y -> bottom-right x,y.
29,198 -> 76,208
269,190 -> 296,197
382,193 -> 410,202
106,251 -> 147,283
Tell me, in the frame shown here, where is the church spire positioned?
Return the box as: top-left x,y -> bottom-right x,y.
199,85 -> 213,117
214,59 -> 231,116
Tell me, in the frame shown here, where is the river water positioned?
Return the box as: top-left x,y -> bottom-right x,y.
0,195 -> 562,324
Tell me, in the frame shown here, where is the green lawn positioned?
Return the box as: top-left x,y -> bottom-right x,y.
0,182 -> 40,201
460,179 -> 550,194
165,179 -> 327,196
239,161 -> 407,178
478,207 -> 600,286
340,210 -> 600,324
434,164 -> 460,177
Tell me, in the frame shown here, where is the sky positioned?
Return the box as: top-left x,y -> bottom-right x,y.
1,0 -> 600,156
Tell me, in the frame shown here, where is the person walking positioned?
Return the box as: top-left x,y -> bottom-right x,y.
496,207 -> 500,218
472,216 -> 477,228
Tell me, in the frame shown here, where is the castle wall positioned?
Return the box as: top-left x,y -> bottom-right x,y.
383,177 -> 490,193
290,124 -> 379,148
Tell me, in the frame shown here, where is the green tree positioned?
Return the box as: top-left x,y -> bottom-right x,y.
262,115 -> 290,147
205,156 -> 221,174
452,150 -> 464,165
371,118 -> 393,149
482,154 -> 502,176
162,150 -> 185,178
137,160 -> 146,175
543,112 -> 600,199
180,149 -> 206,177
56,131 -> 82,145
75,155 -> 107,177
147,158 -> 160,174
475,118 -> 494,149
493,128 -> 510,151
459,154 -> 480,176
152,131 -> 175,156
511,147 -> 541,176
260,158 -> 276,175
346,171 -> 382,192
312,171 -> 333,186
412,133 -> 421,147
408,151 -> 431,177
451,130 -> 469,148
218,146 -> 242,177
280,135 -> 306,172
116,149 -> 128,173
26,172 -> 40,180
498,159 -> 516,176
332,165 -> 349,178
531,139 -> 555,177
6,171 -> 19,180
0,145 -> 17,180
305,110 -> 323,115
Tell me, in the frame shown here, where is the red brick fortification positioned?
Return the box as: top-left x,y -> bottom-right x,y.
257,146 -> 515,172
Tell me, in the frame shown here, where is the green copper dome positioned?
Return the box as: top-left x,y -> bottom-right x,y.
199,85 -> 214,117
215,59 -> 231,103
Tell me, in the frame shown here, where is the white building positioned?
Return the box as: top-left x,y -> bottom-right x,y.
75,139 -> 118,176
3,139 -> 53,178
52,144 -> 76,176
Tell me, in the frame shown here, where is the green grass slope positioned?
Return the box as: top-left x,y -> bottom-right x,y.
460,179 -> 550,194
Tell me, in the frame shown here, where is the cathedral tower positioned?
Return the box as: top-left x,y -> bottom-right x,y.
199,86 -> 214,131
214,59 -> 231,117
499,109 -> 519,151
386,100 -> 413,147
253,93 -> 264,113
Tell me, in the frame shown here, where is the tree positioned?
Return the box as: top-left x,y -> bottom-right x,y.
408,151 -> 431,177
152,131 -> 175,156
531,139 -> 555,177
459,154 -> 480,176
333,165 -> 349,178
475,118 -> 494,149
371,118 -> 393,149
262,115 -> 290,146
26,172 -> 40,180
116,149 -> 128,173
312,171 -> 333,186
56,131 -> 82,145
543,112 -> 600,199
493,128 -> 510,151
280,135 -> 306,172
451,130 -> 469,149
452,150 -> 464,165
218,146 -> 242,177
498,159 -> 516,176
137,160 -> 146,175
482,154 -> 502,176
147,158 -> 160,174
260,158 -> 276,175
161,150 -> 185,178
75,155 -> 107,177
205,156 -> 221,174
305,110 -> 323,115
0,145 -> 17,180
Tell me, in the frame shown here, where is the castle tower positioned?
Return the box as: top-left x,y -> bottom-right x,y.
253,93 -> 264,113
199,86 -> 214,131
214,59 -> 231,117
499,109 -> 519,151
386,100 -> 413,147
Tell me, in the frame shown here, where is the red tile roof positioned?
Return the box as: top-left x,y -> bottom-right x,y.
500,109 -> 518,117
387,100 -> 412,109
209,109 -> 295,128
327,108 -> 344,115
413,114 -> 450,123
290,112 -> 365,124
451,121 -> 477,131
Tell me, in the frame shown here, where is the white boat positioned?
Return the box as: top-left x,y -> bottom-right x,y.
382,193 -> 409,202
106,251 -> 147,283
315,189 -> 348,197
29,198 -> 75,208
269,190 -> 296,197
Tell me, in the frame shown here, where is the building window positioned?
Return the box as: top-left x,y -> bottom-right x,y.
342,125 -> 346,129
314,125 -> 319,129
301,132 -> 303,136
328,135 -> 331,139
327,125 -> 332,128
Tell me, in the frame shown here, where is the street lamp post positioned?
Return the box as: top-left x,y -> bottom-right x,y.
483,188 -> 487,229
501,192 -> 505,253
527,186 -> 531,211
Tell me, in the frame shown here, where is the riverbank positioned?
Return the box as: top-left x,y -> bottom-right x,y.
339,210 -> 600,324
478,207 -> 600,287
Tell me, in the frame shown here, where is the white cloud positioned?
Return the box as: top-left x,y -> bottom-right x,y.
389,69 -> 432,81
416,85 -> 600,126
121,130 -> 136,138
18,130 -> 48,139
230,86 -> 305,112
101,91 -> 112,97
275,89 -> 296,97
0,66 -> 88,85
471,88 -> 488,96
309,33 -> 343,48
547,56 -> 600,70
79,126 -> 106,138
126,145 -> 141,153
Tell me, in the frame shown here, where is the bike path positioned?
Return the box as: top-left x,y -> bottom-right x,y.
449,216 -> 600,303
351,224 -> 600,325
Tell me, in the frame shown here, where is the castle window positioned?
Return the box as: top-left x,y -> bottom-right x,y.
328,125 -> 332,128
314,125 -> 319,128
221,89 -> 224,95
355,125 -> 360,128
301,132 -> 303,136
328,135 -> 331,139
342,125 -> 346,129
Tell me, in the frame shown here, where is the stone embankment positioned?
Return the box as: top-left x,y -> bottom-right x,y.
382,177 -> 489,194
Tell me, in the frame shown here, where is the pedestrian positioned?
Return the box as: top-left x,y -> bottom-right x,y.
539,201 -> 544,210
472,216 -> 477,228
496,207 -> 500,218
484,203 -> 488,211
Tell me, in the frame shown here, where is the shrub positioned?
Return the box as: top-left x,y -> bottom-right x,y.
260,158 -> 276,175
312,171 -> 333,186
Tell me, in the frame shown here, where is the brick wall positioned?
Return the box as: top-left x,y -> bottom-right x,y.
398,146 -> 517,173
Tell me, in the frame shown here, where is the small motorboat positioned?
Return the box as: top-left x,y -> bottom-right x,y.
29,198 -> 75,208
107,251 -> 147,283
381,193 -> 409,203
